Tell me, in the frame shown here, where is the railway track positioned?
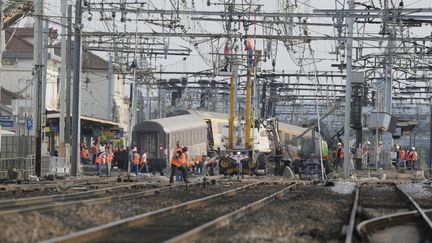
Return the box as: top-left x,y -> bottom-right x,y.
42,181 -> 297,243
0,177 -> 120,199
0,181 -> 168,212
0,184 -> 183,218
345,182 -> 432,243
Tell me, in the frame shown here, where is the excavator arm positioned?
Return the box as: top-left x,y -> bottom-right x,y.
3,1 -> 33,29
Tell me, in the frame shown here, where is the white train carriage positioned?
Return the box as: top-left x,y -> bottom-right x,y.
132,114 -> 208,173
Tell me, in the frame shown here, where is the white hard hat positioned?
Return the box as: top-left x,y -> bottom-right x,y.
411,147 -> 415,150
379,141 -> 383,145
367,141 -> 371,145
237,152 -> 241,155
337,142 -> 342,146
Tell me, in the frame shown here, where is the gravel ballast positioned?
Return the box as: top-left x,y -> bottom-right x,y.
0,181 -> 249,242
201,183 -> 353,243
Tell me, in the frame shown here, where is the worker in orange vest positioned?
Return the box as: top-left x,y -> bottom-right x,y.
400,147 -> 407,168
222,42 -> 231,71
105,148 -> 114,176
95,150 -> 105,176
91,142 -> 100,164
80,144 -> 89,164
407,147 -> 418,170
169,146 -> 189,184
194,153 -> 203,175
335,143 -> 344,170
244,37 -> 254,66
131,148 -> 141,175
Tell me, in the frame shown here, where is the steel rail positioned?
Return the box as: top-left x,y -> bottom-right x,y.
165,182 -> 299,243
41,181 -> 270,243
396,184 -> 432,232
0,177 -> 118,192
344,184 -> 360,243
345,182 -> 432,242
0,181 -> 156,211
356,209 -> 432,239
0,183 -> 184,217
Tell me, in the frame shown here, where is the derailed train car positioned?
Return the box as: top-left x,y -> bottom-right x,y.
132,114 -> 208,173
133,110 -> 329,176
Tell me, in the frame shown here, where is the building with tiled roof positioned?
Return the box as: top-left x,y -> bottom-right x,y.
1,27 -> 130,145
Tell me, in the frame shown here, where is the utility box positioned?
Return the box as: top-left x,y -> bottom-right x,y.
364,112 -> 391,131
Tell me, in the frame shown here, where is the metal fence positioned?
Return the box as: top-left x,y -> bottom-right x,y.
0,156 -> 35,180
0,136 -> 35,158
42,157 -> 70,177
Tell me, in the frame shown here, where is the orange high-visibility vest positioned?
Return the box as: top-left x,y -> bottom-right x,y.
246,38 -> 253,49
187,160 -> 195,168
336,148 -> 344,158
106,152 -> 113,164
92,145 -> 100,154
194,155 -> 203,162
95,154 -> 103,164
400,150 -> 407,160
180,153 -> 188,165
408,151 -> 417,161
133,153 -> 141,165
170,158 -> 181,167
80,149 -> 86,158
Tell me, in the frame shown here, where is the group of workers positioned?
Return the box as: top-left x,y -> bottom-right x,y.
394,145 -> 418,170
334,141 -> 419,171
169,142 -> 215,184
85,143 -> 115,176
79,142 -> 149,176
131,147 -> 149,175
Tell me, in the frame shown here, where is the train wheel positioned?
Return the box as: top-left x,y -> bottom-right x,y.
219,158 -> 230,169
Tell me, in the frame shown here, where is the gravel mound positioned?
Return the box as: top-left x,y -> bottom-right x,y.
399,183 -> 432,199
331,181 -> 356,195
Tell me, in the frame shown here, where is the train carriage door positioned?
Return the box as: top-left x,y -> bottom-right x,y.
141,132 -> 158,159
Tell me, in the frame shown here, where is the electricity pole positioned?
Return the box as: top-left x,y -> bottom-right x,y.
71,0 -> 82,176
34,0 -> 44,177
59,0 -> 67,156
0,0 -> 3,104
65,4 -> 72,145
343,0 -> 355,178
